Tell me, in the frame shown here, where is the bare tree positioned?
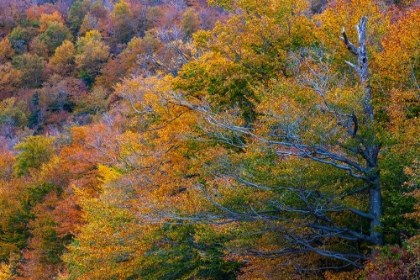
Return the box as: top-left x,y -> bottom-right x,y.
164,16 -> 382,270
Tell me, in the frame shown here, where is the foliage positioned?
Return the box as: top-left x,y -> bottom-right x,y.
0,38 -> 14,63
111,0 -> 135,44
181,8 -> 201,39
0,97 -> 29,127
39,11 -> 64,32
68,0 -> 91,33
0,62 -> 22,97
50,40 -> 75,75
0,1 -> 419,279
12,53 -> 45,88
39,21 -> 72,55
7,26 -> 31,54
75,30 -> 110,87
14,135 -> 55,177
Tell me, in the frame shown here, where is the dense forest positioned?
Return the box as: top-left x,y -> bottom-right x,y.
0,0 -> 420,279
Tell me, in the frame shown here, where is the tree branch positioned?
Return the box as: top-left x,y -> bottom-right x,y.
308,223 -> 375,244
340,27 -> 358,55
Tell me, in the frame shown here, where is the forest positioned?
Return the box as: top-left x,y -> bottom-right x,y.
0,0 -> 419,279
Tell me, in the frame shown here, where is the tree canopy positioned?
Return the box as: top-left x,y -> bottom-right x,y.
0,0 -> 419,279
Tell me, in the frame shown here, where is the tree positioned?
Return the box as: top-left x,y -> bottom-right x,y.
35,75 -> 88,130
50,40 -> 75,75
97,34 -> 163,87
14,135 -> 55,177
111,0 -> 135,44
12,53 -> 46,88
0,178 -> 31,264
0,97 -> 29,129
18,191 -> 68,279
339,16 -> 382,246
39,11 -> 65,32
0,150 -> 70,278
30,36 -> 49,58
174,0 -> 314,123
0,0 -> 26,28
61,75 -> 241,279
0,38 -> 14,63
67,0 -> 91,34
361,158 -> 420,279
0,63 -> 22,99
38,21 -> 73,55
75,30 -> 110,86
78,1 -> 109,37
181,8 -> 201,39
7,26 -> 31,54
74,85 -> 109,114
0,1 -> 417,279
161,1 -> 413,274
62,1 -> 409,277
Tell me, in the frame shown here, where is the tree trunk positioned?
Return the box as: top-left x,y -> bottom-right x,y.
370,176 -> 383,246
342,16 -> 383,246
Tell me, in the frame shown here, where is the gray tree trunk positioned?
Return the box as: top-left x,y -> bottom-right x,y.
342,16 -> 383,246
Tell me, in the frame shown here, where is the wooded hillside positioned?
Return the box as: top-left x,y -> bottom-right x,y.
0,0 -> 420,279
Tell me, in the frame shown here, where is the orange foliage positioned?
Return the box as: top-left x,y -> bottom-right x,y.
39,11 -> 65,32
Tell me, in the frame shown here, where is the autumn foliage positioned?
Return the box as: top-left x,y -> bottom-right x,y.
0,0 -> 420,279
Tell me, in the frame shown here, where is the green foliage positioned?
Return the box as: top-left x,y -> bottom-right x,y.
68,0 -> 91,33
112,0 -> 135,44
381,151 -> 419,243
12,53 -> 45,88
140,224 -> 242,280
74,86 -> 109,114
0,200 -> 32,261
77,69 -> 95,87
174,56 -> 258,124
14,136 -> 55,177
1,1 -> 420,279
39,22 -> 73,55
0,181 -> 57,263
0,97 -> 29,127
7,26 -> 31,54
28,91 -> 40,129
62,192 -> 144,279
75,30 -> 110,87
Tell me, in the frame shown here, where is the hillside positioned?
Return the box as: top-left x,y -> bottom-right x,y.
1,0 -> 420,279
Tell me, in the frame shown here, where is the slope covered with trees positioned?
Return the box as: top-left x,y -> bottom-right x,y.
0,0 -> 420,279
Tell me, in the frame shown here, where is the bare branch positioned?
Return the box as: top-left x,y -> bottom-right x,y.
347,208 -> 373,220
308,223 -> 374,244
233,175 -> 273,191
340,27 -> 358,55
289,234 -> 364,268
409,60 -> 420,96
345,60 -> 358,70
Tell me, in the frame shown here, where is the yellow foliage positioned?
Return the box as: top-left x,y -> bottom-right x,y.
39,11 -> 64,32
324,269 -> 363,280
97,164 -> 122,183
75,30 -> 110,78
0,38 -> 14,63
0,63 -> 22,93
315,0 -> 390,64
50,40 -> 75,66
376,7 -> 420,89
0,262 -> 12,280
